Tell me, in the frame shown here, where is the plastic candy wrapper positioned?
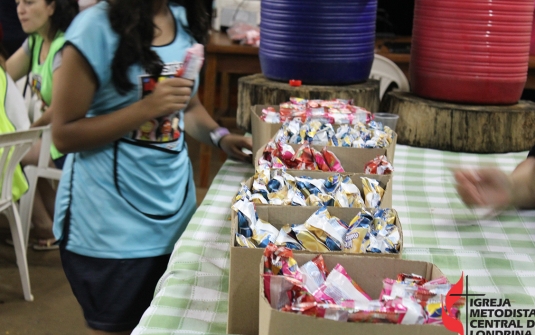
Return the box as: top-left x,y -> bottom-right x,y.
314,263 -> 371,304
259,141 -> 346,172
273,119 -> 393,150
342,225 -> 367,253
362,177 -> 385,208
260,106 -> 280,123
303,207 -> 345,251
322,147 -> 344,172
292,224 -> 330,252
231,199 -> 256,237
261,98 -> 372,125
232,196 -> 398,254
379,273 -> 466,325
175,43 -> 204,80
298,255 -> 328,294
335,175 -> 365,208
275,225 -> 304,250
262,244 -> 299,277
364,155 -> 394,175
347,208 -> 400,254
294,144 -> 318,170
263,252 -> 464,326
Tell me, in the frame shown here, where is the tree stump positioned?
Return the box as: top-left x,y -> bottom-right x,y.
237,73 -> 380,132
381,91 -> 535,153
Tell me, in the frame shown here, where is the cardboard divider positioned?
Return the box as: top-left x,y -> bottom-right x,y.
259,254 -> 455,335
251,105 -> 283,156
250,104 -> 397,166
227,206 -> 403,335
255,140 -> 397,175
239,170 -> 393,209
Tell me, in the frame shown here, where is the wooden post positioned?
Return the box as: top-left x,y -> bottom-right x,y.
381,91 -> 535,153
237,74 -> 381,132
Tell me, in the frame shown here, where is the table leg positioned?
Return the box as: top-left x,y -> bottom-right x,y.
199,55 -> 218,188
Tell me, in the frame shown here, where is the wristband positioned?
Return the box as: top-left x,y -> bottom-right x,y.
209,127 -> 230,148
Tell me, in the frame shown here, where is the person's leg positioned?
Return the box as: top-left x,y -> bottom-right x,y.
30,179 -> 58,249
37,177 -> 57,219
20,138 -> 41,167
61,249 -> 171,334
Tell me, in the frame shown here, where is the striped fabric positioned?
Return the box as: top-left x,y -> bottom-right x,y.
133,145 -> 535,334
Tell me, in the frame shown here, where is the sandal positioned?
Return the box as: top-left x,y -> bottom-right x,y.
32,238 -> 59,251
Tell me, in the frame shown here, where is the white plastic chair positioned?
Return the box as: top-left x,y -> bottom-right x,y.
0,128 -> 42,301
370,54 -> 410,99
18,125 -> 63,248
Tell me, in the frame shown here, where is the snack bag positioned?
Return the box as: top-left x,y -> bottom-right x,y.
176,43 -> 204,80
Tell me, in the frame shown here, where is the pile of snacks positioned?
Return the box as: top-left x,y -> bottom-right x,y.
237,166 -> 386,207
258,141 -> 345,172
231,202 -> 400,254
262,245 -> 464,324
273,119 -> 394,149
260,98 -> 371,125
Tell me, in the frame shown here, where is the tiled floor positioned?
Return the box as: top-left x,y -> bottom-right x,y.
0,134 -> 227,335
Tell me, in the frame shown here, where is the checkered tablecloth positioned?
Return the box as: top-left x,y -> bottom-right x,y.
132,145 -> 535,335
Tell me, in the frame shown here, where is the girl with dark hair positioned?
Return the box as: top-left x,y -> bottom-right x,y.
50,0 -> 252,333
6,0 -> 79,251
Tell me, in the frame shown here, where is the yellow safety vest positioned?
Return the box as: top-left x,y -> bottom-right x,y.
0,68 -> 29,201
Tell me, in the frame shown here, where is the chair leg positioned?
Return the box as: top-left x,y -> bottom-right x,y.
6,203 -> 34,302
19,166 -> 38,248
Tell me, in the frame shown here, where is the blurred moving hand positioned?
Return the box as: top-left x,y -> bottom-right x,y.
454,156 -> 535,211
454,168 -> 512,210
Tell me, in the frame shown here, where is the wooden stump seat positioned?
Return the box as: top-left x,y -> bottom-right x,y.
381,91 -> 535,153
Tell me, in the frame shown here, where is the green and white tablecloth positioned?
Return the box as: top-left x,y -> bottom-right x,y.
133,145 -> 535,335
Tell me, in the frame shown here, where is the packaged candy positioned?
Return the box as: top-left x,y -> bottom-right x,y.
235,233 -> 256,248
263,254 -> 464,326
311,147 -> 331,172
294,144 -> 318,170
314,263 -> 371,305
263,243 -> 299,277
322,148 -> 344,172
263,274 -> 303,309
275,225 -> 304,250
342,226 -> 367,253
176,43 -> 204,80
348,310 -> 404,324
304,207 -> 345,251
293,225 -> 330,253
261,107 -> 280,123
361,177 -> 384,208
364,155 -> 394,175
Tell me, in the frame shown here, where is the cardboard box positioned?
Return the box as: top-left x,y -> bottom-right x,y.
250,104 -> 398,164
240,170 -> 393,209
251,105 -> 282,156
255,140 -> 397,175
259,254 -> 455,335
227,207 -> 403,335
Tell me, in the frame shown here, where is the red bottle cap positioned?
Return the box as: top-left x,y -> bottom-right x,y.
289,79 -> 302,87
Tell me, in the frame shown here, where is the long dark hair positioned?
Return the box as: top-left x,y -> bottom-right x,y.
47,0 -> 79,34
109,0 -> 209,94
